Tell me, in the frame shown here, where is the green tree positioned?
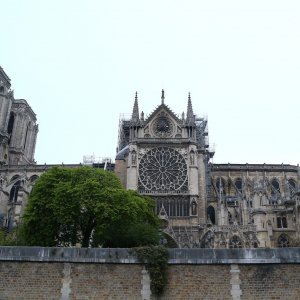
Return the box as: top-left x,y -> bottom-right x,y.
20,167 -> 160,247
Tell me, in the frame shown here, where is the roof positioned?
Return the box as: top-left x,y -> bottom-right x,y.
115,145 -> 129,160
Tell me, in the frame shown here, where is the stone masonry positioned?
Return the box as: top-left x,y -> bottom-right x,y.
0,247 -> 300,300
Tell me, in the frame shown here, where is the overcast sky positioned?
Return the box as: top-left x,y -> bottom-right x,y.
1,1 -> 299,165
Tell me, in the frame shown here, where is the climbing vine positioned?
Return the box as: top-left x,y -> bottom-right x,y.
134,245 -> 169,296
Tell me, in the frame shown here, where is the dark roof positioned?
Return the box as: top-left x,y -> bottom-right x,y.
115,145 -> 129,160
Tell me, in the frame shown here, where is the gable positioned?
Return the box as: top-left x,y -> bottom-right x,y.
142,105 -> 183,138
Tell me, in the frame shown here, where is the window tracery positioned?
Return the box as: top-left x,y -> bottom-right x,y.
288,179 -> 296,196
234,178 -> 243,193
155,196 -> 189,217
278,234 -> 289,247
229,235 -> 242,248
207,206 -> 215,224
277,215 -> 287,228
152,116 -> 174,137
9,180 -> 21,203
138,147 -> 188,193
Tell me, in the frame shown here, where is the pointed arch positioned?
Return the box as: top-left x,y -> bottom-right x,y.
229,235 -> 243,248
9,180 -> 21,203
10,175 -> 20,183
29,175 -> 39,183
234,178 -> 243,193
207,206 -> 215,224
200,230 -> 214,248
7,112 -> 15,144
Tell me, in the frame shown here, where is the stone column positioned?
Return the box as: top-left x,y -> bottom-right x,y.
141,267 -> 151,300
60,263 -> 72,300
230,264 -> 242,300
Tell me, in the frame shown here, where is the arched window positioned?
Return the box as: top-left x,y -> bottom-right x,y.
234,178 -> 243,193
277,215 -> 287,228
0,86 -> 4,93
23,124 -> 30,149
229,235 -> 242,248
207,206 -> 215,224
278,234 -> 289,248
9,180 -> 21,203
271,179 -> 280,194
10,175 -> 20,183
29,175 -> 39,183
270,179 -> 280,204
288,179 -> 296,196
288,179 -> 296,189
228,212 -> 233,224
7,113 -> 15,144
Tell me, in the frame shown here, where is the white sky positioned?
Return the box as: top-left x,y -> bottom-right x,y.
1,1 -> 299,165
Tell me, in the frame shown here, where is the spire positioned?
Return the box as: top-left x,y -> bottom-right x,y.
131,91 -> 139,123
161,89 -> 165,105
186,92 -> 194,123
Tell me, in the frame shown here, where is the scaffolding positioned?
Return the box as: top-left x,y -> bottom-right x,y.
117,113 -> 131,153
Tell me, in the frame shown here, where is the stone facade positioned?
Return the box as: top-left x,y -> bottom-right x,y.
0,66 -> 38,166
0,66 -> 38,228
115,91 -> 300,249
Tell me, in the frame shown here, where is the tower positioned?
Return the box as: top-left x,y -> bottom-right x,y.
0,66 -> 13,164
0,66 -> 38,165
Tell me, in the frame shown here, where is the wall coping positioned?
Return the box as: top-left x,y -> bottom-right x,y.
0,247 -> 300,264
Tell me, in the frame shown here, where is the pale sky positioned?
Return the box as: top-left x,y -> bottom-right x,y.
1,1 -> 299,165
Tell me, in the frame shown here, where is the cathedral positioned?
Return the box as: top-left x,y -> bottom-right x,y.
115,91 -> 300,249
0,66 -> 300,249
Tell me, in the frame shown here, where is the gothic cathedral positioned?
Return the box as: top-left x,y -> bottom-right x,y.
1,65 -> 300,249
115,91 -> 300,249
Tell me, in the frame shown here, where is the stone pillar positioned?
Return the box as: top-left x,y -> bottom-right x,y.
197,152 -> 206,221
230,264 -> 242,300
29,124 -> 38,161
60,263 -> 72,300
141,267 -> 151,300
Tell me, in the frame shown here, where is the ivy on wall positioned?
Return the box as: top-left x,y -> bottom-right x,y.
134,246 -> 169,296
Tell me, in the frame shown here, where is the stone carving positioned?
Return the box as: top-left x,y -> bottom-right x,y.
138,147 -> 188,193
131,150 -> 136,166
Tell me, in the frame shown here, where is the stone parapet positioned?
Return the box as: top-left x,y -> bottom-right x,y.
0,246 -> 300,264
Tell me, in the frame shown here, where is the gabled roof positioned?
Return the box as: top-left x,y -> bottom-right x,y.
0,66 -> 11,87
144,103 -> 182,124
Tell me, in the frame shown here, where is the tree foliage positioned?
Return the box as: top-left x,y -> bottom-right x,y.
0,229 -> 18,246
20,167 -> 160,247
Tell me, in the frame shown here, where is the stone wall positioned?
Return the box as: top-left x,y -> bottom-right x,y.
0,247 -> 300,300
239,264 -> 300,300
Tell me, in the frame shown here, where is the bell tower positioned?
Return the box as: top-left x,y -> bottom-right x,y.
0,66 -> 38,165
0,66 -> 13,165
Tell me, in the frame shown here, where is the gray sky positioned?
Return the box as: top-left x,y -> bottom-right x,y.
1,1 -> 299,165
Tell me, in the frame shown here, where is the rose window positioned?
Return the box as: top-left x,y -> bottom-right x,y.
152,116 -> 174,137
138,147 -> 188,192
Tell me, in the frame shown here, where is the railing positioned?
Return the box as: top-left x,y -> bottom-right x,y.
210,163 -> 298,172
139,190 -> 189,195
0,163 -> 83,172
